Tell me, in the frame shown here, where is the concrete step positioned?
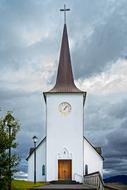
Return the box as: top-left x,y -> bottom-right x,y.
50,180 -> 80,184
29,184 -> 97,190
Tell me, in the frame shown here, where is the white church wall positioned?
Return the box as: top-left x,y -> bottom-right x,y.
46,93 -> 84,182
28,152 -> 34,181
84,138 -> 103,177
27,138 -> 46,182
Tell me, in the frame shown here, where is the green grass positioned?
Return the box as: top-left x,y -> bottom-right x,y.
12,180 -> 47,190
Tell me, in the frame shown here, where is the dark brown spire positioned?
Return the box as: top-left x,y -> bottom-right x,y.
49,24 -> 83,93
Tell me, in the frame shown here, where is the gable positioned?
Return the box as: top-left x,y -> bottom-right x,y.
26,137 -> 46,161
84,136 -> 104,160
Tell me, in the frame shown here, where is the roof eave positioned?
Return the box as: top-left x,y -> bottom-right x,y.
26,137 -> 46,161
84,136 -> 104,160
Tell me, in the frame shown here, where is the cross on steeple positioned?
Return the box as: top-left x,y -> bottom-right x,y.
60,4 -> 70,24
48,14 -> 83,93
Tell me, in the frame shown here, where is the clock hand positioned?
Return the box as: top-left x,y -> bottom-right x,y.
63,105 -> 68,110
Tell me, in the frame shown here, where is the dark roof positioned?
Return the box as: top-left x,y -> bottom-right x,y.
45,24 -> 85,93
29,148 -> 34,155
84,136 -> 104,160
26,136 -> 103,161
95,147 -> 102,155
26,137 -> 46,161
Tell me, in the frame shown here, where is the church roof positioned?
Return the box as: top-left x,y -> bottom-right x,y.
26,137 -> 46,161
45,24 -> 85,93
84,137 -> 104,160
26,136 -> 103,161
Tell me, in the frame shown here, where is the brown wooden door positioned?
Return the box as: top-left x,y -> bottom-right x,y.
58,160 -> 72,180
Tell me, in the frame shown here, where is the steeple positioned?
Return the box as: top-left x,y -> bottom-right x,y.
49,24 -> 83,93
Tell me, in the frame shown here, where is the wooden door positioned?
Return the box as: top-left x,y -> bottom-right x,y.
58,160 -> 72,180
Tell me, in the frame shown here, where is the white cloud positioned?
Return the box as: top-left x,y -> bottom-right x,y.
103,168 -> 116,177
0,0 -> 127,177
14,171 -> 28,180
22,29 -> 50,47
0,57 -> 56,92
76,59 -> 127,95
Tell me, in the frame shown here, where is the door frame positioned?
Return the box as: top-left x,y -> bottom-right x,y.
58,159 -> 72,180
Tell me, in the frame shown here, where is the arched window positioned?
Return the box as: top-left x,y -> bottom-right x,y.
42,164 -> 45,176
85,164 -> 88,175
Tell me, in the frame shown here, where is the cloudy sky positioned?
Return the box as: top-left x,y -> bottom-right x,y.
0,0 -> 127,178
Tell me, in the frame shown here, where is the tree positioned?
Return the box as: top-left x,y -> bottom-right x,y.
0,111 -> 20,190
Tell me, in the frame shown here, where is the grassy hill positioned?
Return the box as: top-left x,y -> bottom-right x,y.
12,180 -> 46,190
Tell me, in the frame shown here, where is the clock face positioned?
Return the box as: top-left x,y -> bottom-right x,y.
59,102 -> 72,115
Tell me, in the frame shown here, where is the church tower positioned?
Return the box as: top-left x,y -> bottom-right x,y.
27,7 -> 103,182
43,23 -> 86,181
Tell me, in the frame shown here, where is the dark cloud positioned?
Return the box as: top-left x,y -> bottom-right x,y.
72,0 -> 127,78
0,0 -> 127,177
0,88 -> 46,173
108,100 -> 127,119
0,87 -> 31,100
83,89 -> 127,176
0,88 -> 46,140
93,129 -> 127,177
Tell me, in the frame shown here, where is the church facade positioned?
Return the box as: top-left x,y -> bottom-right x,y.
27,23 -> 103,182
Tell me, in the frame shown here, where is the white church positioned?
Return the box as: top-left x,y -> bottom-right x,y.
27,22 -> 103,183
